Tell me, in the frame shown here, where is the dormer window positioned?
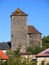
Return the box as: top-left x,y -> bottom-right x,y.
45,51 -> 49,54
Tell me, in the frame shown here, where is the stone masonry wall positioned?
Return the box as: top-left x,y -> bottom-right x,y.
28,34 -> 42,47
11,16 -> 27,50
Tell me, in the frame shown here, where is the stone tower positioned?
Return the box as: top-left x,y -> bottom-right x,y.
11,8 -> 28,50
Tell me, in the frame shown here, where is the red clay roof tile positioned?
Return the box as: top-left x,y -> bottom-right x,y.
0,50 -> 9,60
36,48 -> 49,57
28,25 -> 41,34
20,52 -> 29,55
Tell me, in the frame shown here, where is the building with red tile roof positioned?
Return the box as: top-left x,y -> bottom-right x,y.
27,25 -> 42,47
36,48 -> 49,65
0,50 -> 9,60
36,48 -> 49,57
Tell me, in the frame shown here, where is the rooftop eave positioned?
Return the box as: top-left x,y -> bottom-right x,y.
28,32 -> 42,34
10,14 -> 28,17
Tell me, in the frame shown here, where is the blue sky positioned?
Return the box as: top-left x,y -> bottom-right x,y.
0,0 -> 49,42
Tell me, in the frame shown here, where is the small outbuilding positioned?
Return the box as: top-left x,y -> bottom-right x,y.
36,48 -> 49,65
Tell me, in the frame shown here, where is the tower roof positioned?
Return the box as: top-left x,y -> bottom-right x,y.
28,25 -> 41,34
11,8 -> 28,16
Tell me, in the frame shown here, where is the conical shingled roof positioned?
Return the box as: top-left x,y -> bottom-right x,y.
28,25 -> 41,34
11,8 -> 28,16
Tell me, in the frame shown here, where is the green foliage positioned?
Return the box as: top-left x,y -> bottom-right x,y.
26,46 -> 43,54
0,48 -> 37,65
42,36 -> 49,43
42,35 -> 49,49
0,50 -> 37,65
26,35 -> 49,54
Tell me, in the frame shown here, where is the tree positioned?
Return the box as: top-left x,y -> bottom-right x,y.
26,46 -> 43,54
42,35 -> 49,49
